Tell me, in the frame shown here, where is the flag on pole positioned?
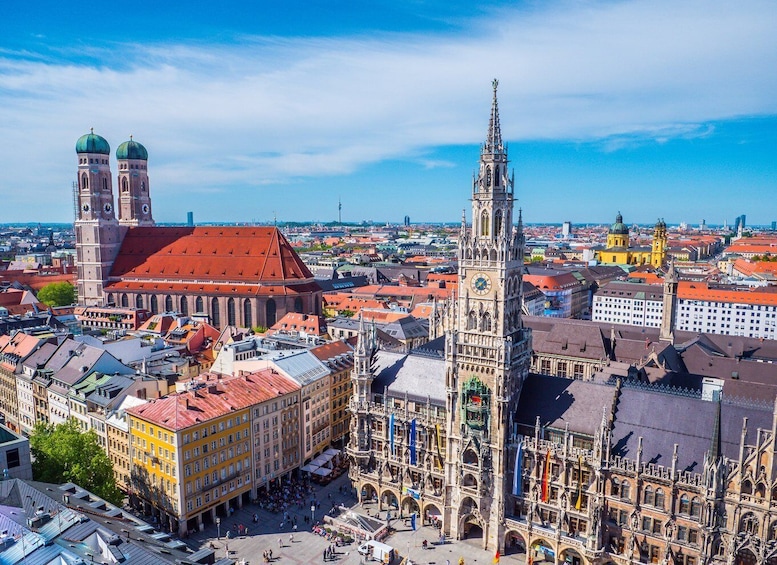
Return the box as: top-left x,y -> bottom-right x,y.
411,513 -> 417,531
574,455 -> 583,510
389,413 -> 395,454
494,549 -> 500,563
513,441 -> 524,496
541,449 -> 551,502
410,419 -> 417,465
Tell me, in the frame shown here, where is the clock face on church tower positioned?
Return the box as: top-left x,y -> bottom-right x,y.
471,273 -> 492,295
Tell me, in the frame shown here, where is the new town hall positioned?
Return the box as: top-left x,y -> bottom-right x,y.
347,82 -> 777,565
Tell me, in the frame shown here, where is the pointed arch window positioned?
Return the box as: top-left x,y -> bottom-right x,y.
679,494 -> 690,514
210,298 -> 220,327
495,209 -> 503,236
122,178 -> 129,192
494,166 -> 500,187
243,299 -> 252,328
486,166 -> 492,187
141,181 -> 146,192
654,488 -> 665,509
227,297 -> 236,326
165,295 -> 173,312
467,310 -> 477,330
643,485 -> 655,506
81,174 -> 89,190
690,497 -> 702,518
266,299 -> 277,327
195,296 -> 204,313
150,295 -> 158,314
120,293 -> 128,308
102,177 -> 108,190
481,211 -> 490,237
136,295 -> 144,309
180,296 -> 188,316
481,312 -> 492,332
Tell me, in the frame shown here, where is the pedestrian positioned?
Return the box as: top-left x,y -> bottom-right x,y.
323,548 -> 328,561
278,537 -> 282,548
289,533 -> 294,544
293,523 -> 298,532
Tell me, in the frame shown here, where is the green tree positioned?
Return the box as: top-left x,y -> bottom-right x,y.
36,281 -> 76,307
30,420 -> 123,505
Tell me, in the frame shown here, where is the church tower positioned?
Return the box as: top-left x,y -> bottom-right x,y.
445,80 -> 532,551
75,130 -> 124,306
117,137 -> 155,227
660,260 -> 678,342
606,212 -> 630,249
651,218 -> 667,267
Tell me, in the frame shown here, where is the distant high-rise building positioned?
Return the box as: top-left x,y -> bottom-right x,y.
700,219 -> 706,231
772,221 -> 776,231
561,220 -> 572,237
404,215 -> 410,226
740,214 -> 747,230
187,211 -> 194,226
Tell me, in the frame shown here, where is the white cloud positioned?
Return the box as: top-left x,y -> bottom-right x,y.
0,0 -> 775,221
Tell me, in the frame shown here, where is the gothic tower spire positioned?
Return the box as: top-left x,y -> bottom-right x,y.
486,79 -> 503,154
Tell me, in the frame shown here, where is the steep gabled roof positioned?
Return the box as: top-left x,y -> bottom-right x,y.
106,226 -> 316,296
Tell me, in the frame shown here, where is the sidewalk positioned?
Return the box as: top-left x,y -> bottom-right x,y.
188,472 -> 523,564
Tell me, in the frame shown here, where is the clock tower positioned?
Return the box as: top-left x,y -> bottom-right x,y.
444,80 -> 532,552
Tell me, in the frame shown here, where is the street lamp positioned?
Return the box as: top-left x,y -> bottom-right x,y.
216,517 -> 221,540
311,504 -> 316,525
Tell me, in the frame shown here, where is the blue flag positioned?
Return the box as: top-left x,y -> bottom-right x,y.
411,513 -> 417,531
389,413 -> 395,454
409,419 -> 417,465
513,440 -> 523,496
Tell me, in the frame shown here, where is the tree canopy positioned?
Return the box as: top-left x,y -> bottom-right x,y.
30,420 -> 123,505
36,281 -> 76,307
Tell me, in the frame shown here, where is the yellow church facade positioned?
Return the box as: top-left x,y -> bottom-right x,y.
596,212 -> 667,267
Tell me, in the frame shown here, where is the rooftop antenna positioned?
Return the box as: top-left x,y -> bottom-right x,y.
338,197 -> 342,224
273,211 -> 277,227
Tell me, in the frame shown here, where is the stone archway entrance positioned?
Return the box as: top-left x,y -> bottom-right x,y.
530,538 -> 555,564
461,517 -> 483,540
736,548 -> 757,565
360,483 -> 378,504
402,496 -> 420,517
561,547 -> 585,565
381,490 -> 399,511
505,530 -> 527,557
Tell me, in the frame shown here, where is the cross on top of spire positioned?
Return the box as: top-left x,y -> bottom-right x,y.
485,78 -> 503,154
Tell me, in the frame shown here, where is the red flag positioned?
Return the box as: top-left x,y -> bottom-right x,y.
494,549 -> 500,563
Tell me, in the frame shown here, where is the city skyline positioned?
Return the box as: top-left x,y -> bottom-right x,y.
2,0 -> 776,225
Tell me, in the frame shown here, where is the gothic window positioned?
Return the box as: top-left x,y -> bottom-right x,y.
739,513 -> 758,535
180,296 -> 188,316
481,312 -> 492,332
679,494 -> 690,514
654,488 -> 665,509
294,297 -> 303,313
494,167 -> 500,187
467,310 -> 477,330
106,293 -> 114,305
756,483 -> 766,498
643,485 -> 655,506
103,177 -> 108,190
742,480 -> 752,495
486,166 -> 492,187
690,497 -> 701,518
620,480 -> 631,501
136,295 -> 144,309
122,178 -> 129,192
481,211 -> 490,236
141,181 -> 146,191
463,449 -> 479,465
266,298 -> 277,327
211,298 -> 220,327
611,478 -> 621,497
227,297 -> 236,326
150,295 -> 158,314
195,296 -> 204,313
243,299 -> 252,328
81,174 -> 89,190
495,209 -> 503,235
165,295 -> 173,312
120,293 -> 128,308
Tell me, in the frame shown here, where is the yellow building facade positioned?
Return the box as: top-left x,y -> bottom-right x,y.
597,213 -> 667,266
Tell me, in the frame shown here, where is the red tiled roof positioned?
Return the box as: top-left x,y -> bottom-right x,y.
310,340 -> 353,362
678,281 -> 777,306
107,227 -> 315,292
127,370 -> 300,430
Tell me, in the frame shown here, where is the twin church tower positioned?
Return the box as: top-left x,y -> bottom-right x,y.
74,132 -> 154,305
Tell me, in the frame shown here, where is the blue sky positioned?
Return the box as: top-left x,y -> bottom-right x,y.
2,0 -> 776,226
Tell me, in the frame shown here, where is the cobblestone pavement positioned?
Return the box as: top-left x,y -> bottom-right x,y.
187,472 -> 526,565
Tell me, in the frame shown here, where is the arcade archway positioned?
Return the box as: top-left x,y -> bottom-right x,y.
504,530 -> 527,556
